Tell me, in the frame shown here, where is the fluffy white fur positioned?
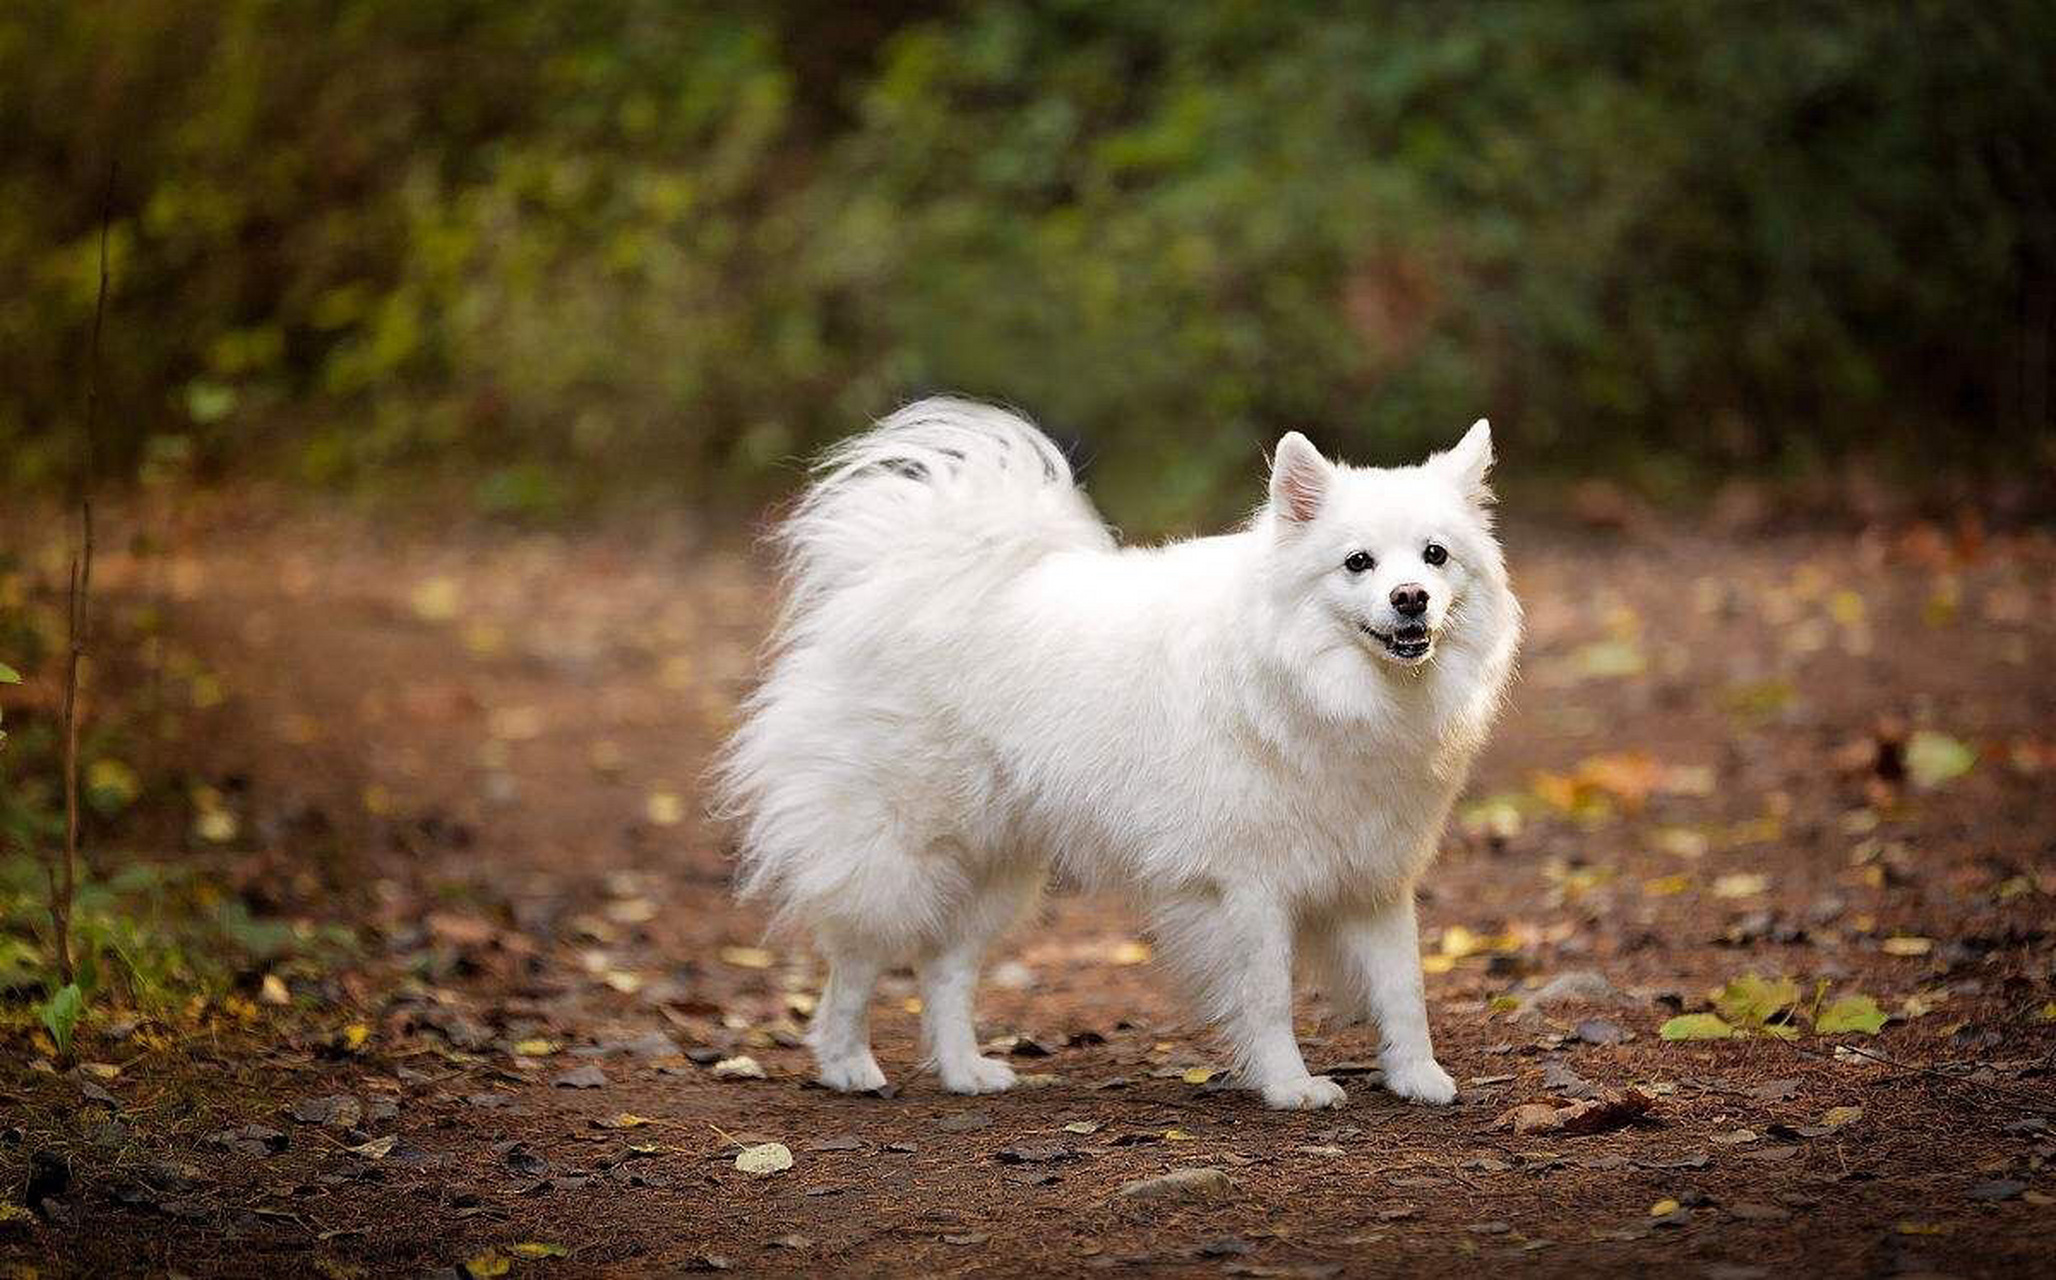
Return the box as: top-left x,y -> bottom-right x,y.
716,397 -> 1520,1109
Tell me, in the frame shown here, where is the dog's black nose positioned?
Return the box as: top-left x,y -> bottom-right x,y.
1390,583 -> 1429,617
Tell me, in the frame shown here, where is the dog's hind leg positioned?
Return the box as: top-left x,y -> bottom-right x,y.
808,940 -> 888,1093
918,867 -> 1039,1094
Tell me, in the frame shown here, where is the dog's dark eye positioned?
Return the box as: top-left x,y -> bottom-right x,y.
1422,542 -> 1448,566
1343,551 -> 1375,574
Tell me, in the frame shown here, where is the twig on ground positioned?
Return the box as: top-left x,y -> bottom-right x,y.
1781,1038 -> 2056,1117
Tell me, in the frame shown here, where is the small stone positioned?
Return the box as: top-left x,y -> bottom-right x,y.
1114,1167 -> 1234,1203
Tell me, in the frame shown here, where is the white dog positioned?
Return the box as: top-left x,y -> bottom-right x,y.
717,398 -> 1519,1109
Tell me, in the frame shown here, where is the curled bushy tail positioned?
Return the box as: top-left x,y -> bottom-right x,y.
773,396 -> 1110,626
714,397 -> 1111,917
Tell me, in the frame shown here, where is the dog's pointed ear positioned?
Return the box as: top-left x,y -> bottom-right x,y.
1269,432 -> 1331,524
1432,419 -> 1495,505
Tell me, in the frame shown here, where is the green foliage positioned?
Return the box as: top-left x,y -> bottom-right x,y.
1658,1012 -> 1733,1042
0,852 -> 349,1017
4,1 -> 2051,526
1815,994 -> 1888,1035
1662,974 -> 1887,1042
39,981 -> 82,1055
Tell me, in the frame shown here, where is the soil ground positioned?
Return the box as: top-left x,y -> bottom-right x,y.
3,497 -> 2053,1278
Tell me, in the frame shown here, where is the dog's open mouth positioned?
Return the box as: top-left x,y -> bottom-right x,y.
1361,622 -> 1433,661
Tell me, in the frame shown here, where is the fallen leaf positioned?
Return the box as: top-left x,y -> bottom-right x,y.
1905,731 -> 1975,789
1496,1089 -> 1652,1136
464,1252 -> 510,1279
594,1114 -> 654,1130
1713,873 -> 1770,899
509,1243 -> 569,1259
1820,1106 -> 1863,1127
1659,1013 -> 1734,1041
1880,935 -> 1934,957
1649,1198 -> 1680,1217
718,946 -> 774,970
1713,975 -> 1800,1028
411,578 -> 461,622
1814,995 -> 1887,1035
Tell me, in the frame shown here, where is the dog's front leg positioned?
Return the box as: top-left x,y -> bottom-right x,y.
1331,895 -> 1456,1105
1159,887 -> 1344,1110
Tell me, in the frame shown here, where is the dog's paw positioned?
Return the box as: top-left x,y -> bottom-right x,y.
816,1052 -> 888,1093
938,1055 -> 1018,1095
1261,1075 -> 1347,1110
1383,1058 -> 1457,1106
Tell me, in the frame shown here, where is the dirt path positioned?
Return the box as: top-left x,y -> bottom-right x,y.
4,501 -> 2054,1278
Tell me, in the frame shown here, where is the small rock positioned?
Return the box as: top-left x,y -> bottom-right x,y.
1967,1179 -> 2025,1202
289,1095 -> 362,1129
553,1065 -> 608,1089
710,1056 -> 765,1081
936,1110 -> 993,1133
1115,1167 -> 1234,1202
1527,970 -> 1635,1007
1728,1202 -> 1789,1222
1574,1018 -> 1630,1045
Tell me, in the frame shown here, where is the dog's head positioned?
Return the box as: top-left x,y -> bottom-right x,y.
1261,421 -> 1505,672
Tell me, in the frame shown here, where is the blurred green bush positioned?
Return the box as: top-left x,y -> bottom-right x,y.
4,1 -> 2050,525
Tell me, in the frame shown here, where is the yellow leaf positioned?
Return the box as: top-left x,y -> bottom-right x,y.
599,1113 -> 652,1129
194,806 -> 239,844
645,791 -> 685,826
464,1253 -> 510,1278
1880,936 -> 1933,957
1642,874 -> 1691,897
410,578 -> 461,623
259,973 -> 290,1005
508,1243 -> 568,1259
513,1038 -> 559,1057
1163,1128 -> 1196,1141
1821,1106 -> 1863,1127
1649,1198 -> 1680,1216
1652,827 -> 1708,859
1712,873 -> 1769,898
1905,731 -> 1975,789
1110,940 -> 1151,965
1181,1067 -> 1216,1085
340,1023 -> 371,1052
719,945 -> 774,969
86,758 -> 141,807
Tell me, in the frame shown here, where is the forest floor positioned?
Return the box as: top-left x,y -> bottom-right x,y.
1,494 -> 2052,1278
